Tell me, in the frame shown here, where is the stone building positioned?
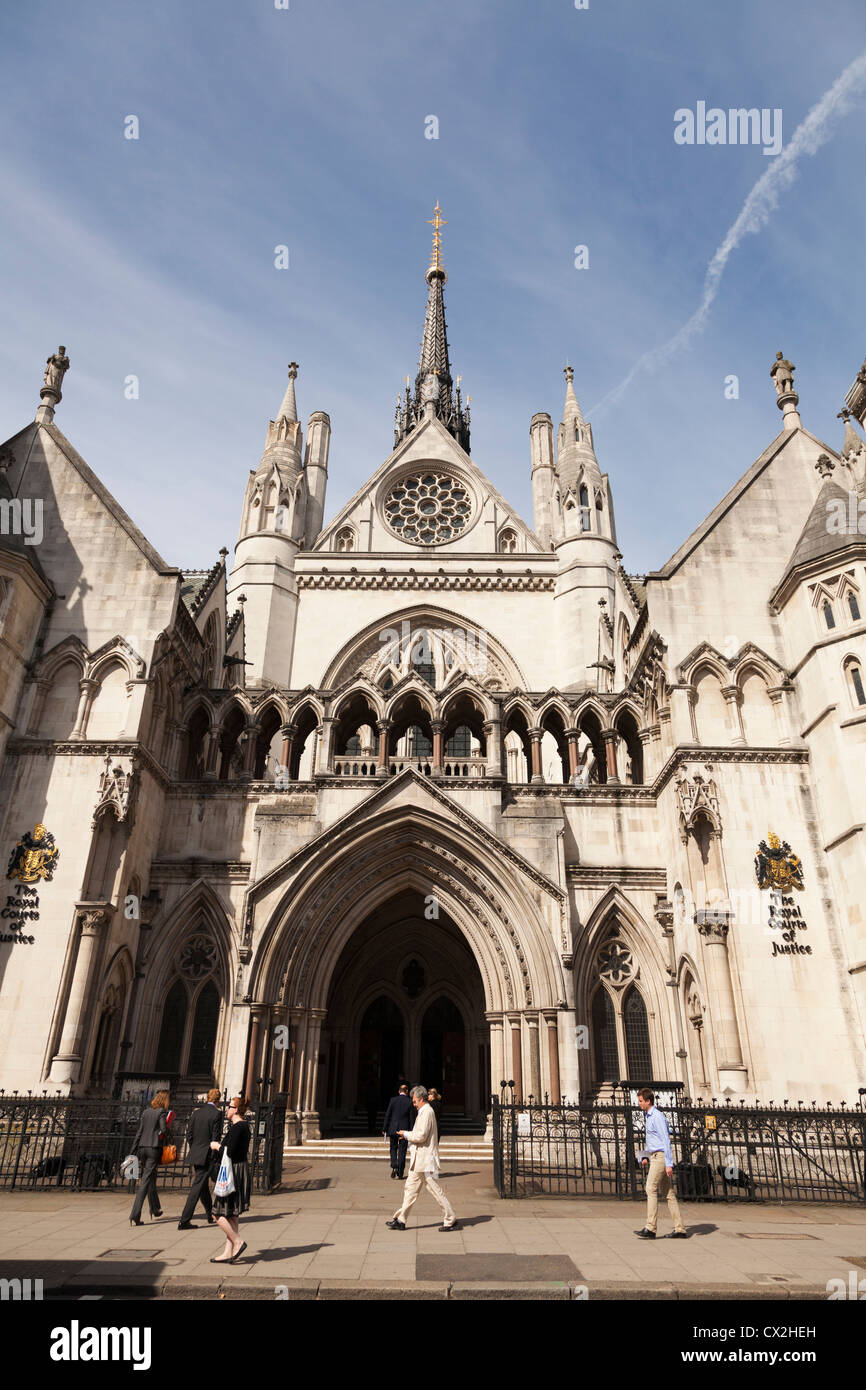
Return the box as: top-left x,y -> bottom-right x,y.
1,222 -> 865,1139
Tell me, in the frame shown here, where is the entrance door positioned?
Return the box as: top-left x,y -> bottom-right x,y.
356,996 -> 405,1107
420,997 -> 465,1109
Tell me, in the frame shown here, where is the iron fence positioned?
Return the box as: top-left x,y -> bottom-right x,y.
0,1090 -> 287,1193
492,1089 -> 866,1204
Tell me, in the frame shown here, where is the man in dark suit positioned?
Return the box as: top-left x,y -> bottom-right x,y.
382,1084 -> 413,1179
178,1089 -> 223,1229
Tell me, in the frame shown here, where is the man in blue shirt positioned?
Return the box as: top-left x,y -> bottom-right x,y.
635,1088 -> 687,1239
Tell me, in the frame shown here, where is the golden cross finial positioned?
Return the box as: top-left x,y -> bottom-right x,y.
427,201 -> 447,271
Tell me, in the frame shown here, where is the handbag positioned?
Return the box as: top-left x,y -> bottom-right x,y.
214,1153 -> 235,1198
159,1143 -> 178,1165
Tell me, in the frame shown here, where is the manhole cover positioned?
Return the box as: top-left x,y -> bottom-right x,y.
737,1232 -> 817,1240
98,1249 -> 162,1260
417,1254 -> 579,1282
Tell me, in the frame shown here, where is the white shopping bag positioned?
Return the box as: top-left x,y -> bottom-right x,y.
120,1154 -> 139,1182
214,1154 -> 235,1198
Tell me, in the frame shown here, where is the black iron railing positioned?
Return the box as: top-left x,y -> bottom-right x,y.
491,1087 -> 866,1204
0,1090 -> 287,1193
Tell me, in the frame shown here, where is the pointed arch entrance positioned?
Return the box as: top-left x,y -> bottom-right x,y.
245,777 -> 568,1140
321,890 -> 486,1130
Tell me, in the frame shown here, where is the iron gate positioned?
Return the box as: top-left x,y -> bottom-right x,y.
0,1090 -> 287,1193
492,1090 -> 866,1203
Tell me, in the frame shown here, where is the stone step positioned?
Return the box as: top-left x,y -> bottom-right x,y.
287,1137 -> 493,1161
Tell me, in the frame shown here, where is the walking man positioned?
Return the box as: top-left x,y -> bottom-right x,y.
386,1085 -> 458,1232
178,1088 -> 223,1229
635,1087 -> 687,1239
382,1083 -> 413,1180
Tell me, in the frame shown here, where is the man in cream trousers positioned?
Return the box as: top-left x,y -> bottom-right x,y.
386,1085 -> 458,1231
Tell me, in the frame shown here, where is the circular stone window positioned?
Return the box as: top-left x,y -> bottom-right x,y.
383,472 -> 473,545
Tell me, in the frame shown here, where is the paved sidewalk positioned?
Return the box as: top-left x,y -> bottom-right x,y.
1,1157 -> 863,1300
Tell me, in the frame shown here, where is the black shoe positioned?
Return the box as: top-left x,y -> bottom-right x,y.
439,1222 -> 459,1232
390,1169 -> 397,1179
636,1229 -> 656,1239
129,1217 -> 143,1227
177,1221 -> 196,1230
669,1230 -> 689,1239
386,1218 -> 406,1231
152,1210 -> 163,1219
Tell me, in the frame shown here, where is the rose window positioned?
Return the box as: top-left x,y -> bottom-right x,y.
178,934 -> 217,981
384,472 -> 472,544
597,934 -> 634,986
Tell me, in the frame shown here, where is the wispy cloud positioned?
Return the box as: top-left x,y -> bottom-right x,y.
589,51 -> 866,418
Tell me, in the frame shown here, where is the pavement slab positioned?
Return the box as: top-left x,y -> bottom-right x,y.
0,1156 -> 863,1299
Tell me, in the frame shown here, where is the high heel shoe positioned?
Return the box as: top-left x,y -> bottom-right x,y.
130,1217 -> 143,1226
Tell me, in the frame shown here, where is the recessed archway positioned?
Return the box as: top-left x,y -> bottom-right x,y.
320,890 -> 487,1132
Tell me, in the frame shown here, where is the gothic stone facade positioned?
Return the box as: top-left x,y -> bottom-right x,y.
1,275 -> 866,1138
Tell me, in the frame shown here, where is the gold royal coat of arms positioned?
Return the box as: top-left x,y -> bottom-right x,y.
754,832 -> 804,893
6,823 -> 60,884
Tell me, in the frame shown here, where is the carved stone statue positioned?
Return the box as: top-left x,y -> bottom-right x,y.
42,346 -> 70,397
770,351 -> 795,397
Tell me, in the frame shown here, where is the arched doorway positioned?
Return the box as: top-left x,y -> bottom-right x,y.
320,891 -> 487,1132
420,997 -> 466,1110
356,996 -> 405,1108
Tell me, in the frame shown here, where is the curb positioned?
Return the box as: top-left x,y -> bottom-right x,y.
47,1276 -> 834,1301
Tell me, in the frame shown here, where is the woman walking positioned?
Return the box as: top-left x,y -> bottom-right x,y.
209,1096 -> 251,1264
129,1090 -> 172,1225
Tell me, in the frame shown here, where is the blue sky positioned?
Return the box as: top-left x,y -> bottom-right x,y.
1,0 -> 864,574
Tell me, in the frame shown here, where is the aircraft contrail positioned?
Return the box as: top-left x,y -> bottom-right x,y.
588,52 -> 866,418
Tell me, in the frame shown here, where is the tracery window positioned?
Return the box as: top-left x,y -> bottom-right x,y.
823,600 -> 836,630
498,528 -> 518,554
383,472 -> 472,544
335,527 -> 354,552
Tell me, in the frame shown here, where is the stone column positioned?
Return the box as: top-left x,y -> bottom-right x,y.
483,716 -> 503,777
376,720 -> 392,776
527,1012 -> 541,1098
721,685 -> 745,745
565,729 -> 580,778
280,723 -> 296,774
240,723 -> 260,781
70,678 -> 98,740
244,1005 -> 267,1098
768,685 -> 795,747
431,719 -> 444,775
203,726 -> 220,779
655,897 -> 690,1090
508,1014 -> 524,1101
696,910 -> 748,1090
486,1012 -> 504,1105
529,730 -> 544,784
316,716 -> 335,775
301,1008 -> 327,1139
602,729 -> 620,784
668,684 -> 697,746
638,726 -> 653,782
49,908 -> 110,1085
543,1011 -> 561,1102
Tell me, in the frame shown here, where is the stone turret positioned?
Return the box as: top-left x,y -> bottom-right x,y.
228,361 -> 308,685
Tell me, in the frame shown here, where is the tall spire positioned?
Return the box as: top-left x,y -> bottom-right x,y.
394,205 -> 470,451
557,362 -> 599,492
275,361 -> 299,425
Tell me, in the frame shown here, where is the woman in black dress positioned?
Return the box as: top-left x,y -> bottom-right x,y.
209,1096 -> 251,1264
129,1090 -> 172,1225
